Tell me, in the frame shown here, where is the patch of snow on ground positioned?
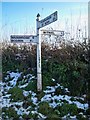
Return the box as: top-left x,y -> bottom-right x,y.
31,96 -> 38,105
28,76 -> 35,82
38,113 -> 47,119
23,90 -> 29,97
73,101 -> 88,110
2,94 -> 11,108
41,94 -> 52,102
44,86 -> 55,93
41,84 -> 88,110
70,115 -> 77,119
52,78 -> 55,81
19,83 -> 28,88
14,106 -> 30,115
9,72 -> 22,87
2,72 -> 89,118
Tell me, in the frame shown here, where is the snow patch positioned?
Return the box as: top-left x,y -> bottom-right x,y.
44,86 -> 55,93
9,72 -> 22,87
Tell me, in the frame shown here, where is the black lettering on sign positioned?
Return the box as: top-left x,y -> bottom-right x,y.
32,36 -> 34,39
40,15 -> 51,23
53,17 -> 56,21
45,20 -> 50,25
11,35 -> 30,39
11,39 -> 23,42
41,23 -> 43,27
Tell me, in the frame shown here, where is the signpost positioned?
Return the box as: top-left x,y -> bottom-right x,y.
38,11 -> 57,29
10,11 -> 58,92
10,35 -> 37,43
41,30 -> 64,36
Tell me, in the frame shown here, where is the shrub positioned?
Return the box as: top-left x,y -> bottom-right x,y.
36,92 -> 45,101
2,107 -> 19,119
8,86 -> 24,102
38,101 -> 53,116
46,113 -> 61,120
42,73 -> 56,90
56,103 -> 78,117
24,79 -> 37,92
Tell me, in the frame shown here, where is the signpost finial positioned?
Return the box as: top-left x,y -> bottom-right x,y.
37,13 -> 40,20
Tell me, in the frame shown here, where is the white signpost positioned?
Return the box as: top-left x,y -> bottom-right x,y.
10,11 -> 58,92
41,30 -> 64,36
38,11 -> 57,29
11,35 -> 37,43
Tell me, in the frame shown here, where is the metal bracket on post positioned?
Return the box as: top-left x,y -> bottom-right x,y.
36,13 -> 42,92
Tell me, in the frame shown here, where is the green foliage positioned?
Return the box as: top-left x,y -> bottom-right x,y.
8,86 -> 24,102
0,65 -> 2,72
42,73 -> 55,90
2,107 -> 19,119
28,112 -> 38,119
2,42 -> 90,106
22,100 -> 36,110
76,114 -> 87,120
2,44 -> 36,72
24,79 -> 37,92
1,42 -> 90,119
42,59 -> 88,96
55,86 -> 62,96
22,113 -> 38,119
46,114 -> 61,120
56,103 -> 78,117
36,92 -> 45,101
46,109 -> 61,120
38,101 -> 53,115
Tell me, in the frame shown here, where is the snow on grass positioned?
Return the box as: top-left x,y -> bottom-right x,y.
56,83 -> 64,89
50,100 -> 62,108
70,116 -> 77,119
29,91 -> 38,105
62,114 -> 77,120
23,90 -> 38,104
31,111 -> 46,119
19,83 -> 28,88
22,90 -> 38,105
41,94 -> 52,102
31,96 -> 38,105
44,86 -> 55,93
52,78 -> 55,82
9,72 -> 22,87
0,81 -> 4,93
28,75 -> 35,81
3,85 -> 12,91
41,84 -> 88,110
73,101 -> 88,110
2,94 -> 11,108
2,94 -> 23,108
23,90 -> 29,97
18,74 -> 35,88
38,113 -> 47,119
2,71 -> 89,118
14,106 -> 30,115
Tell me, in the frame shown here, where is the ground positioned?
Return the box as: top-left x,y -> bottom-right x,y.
1,70 -> 90,120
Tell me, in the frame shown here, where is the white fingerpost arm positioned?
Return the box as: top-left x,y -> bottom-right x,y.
36,13 -> 42,92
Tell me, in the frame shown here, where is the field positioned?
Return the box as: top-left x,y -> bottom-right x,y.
1,42 -> 90,120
